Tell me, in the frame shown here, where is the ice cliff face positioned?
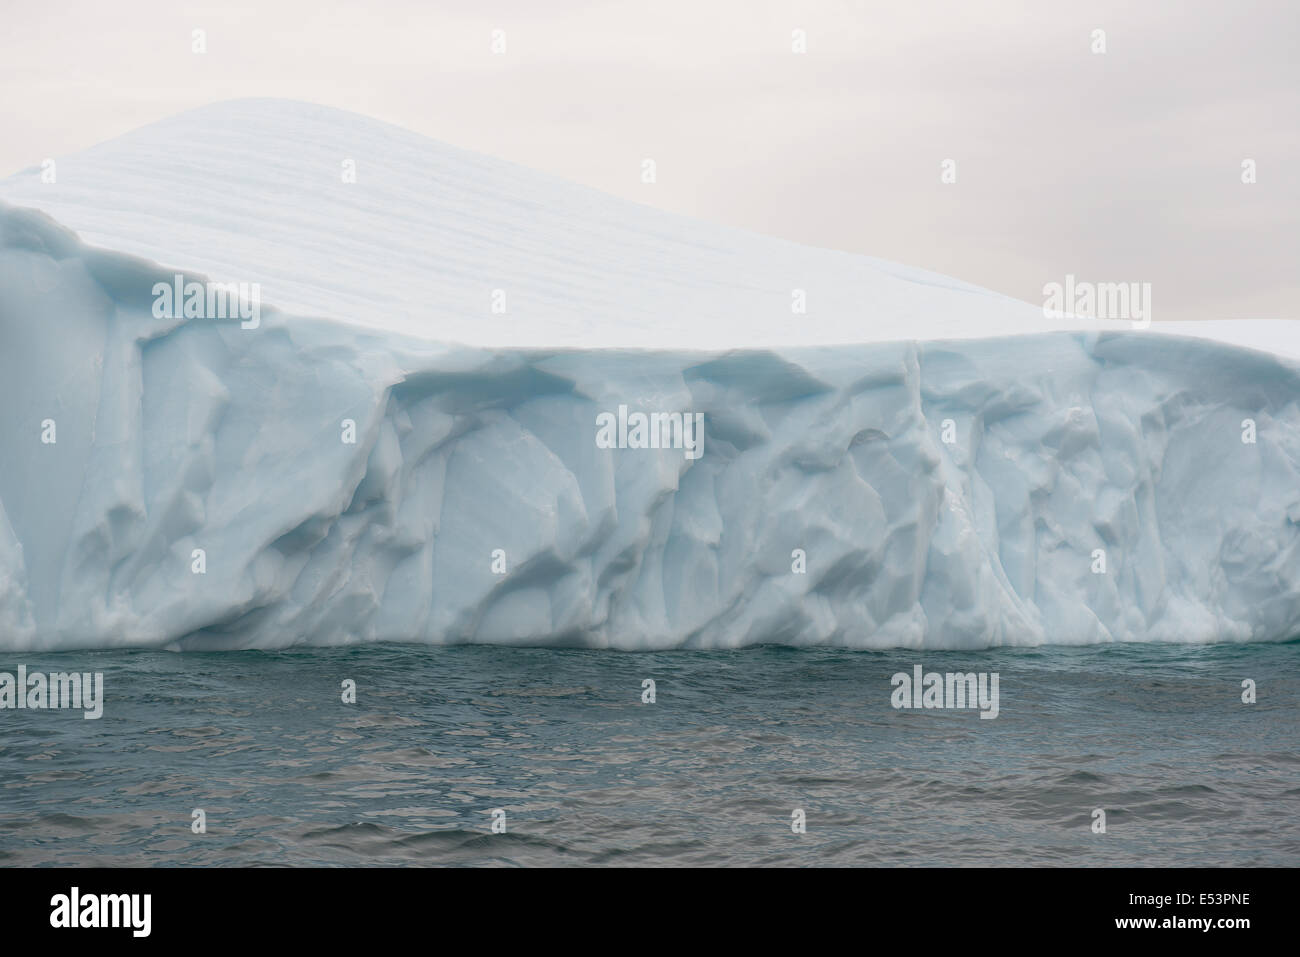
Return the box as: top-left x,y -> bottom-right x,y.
1,100 -> 1298,650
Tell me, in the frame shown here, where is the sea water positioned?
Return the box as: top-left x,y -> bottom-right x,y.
1,641 -> 1296,866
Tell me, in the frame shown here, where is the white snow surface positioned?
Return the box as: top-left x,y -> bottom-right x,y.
1,98 -> 1298,650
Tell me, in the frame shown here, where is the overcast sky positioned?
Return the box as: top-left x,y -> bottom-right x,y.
2,0 -> 1296,320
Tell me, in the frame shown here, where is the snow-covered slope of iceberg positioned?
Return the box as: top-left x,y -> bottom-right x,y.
1,100 -> 1298,651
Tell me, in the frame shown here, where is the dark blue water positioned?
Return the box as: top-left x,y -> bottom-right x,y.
1,641 -> 1297,866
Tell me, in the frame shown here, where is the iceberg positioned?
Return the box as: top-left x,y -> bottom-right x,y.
1,99 -> 1298,651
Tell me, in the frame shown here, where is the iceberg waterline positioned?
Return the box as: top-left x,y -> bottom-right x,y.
1,100 -> 1298,650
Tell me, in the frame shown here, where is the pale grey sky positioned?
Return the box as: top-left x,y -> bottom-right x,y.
2,0 -> 1296,320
